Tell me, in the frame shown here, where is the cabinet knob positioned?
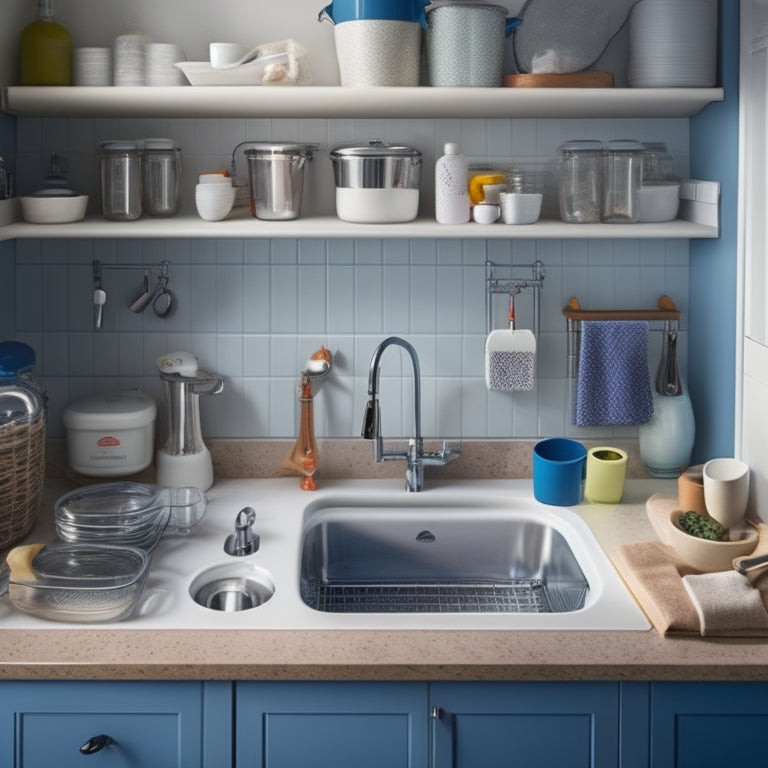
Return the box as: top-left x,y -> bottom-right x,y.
79,734 -> 112,754
431,706 -> 444,720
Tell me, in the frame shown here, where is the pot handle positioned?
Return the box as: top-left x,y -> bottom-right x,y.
505,16 -> 523,36
317,3 -> 334,23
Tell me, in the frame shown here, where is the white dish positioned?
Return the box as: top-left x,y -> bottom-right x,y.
499,192 -> 543,225
176,51 -> 301,86
637,183 -> 679,223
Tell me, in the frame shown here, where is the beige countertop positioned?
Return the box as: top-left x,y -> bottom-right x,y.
2,475 -> 768,682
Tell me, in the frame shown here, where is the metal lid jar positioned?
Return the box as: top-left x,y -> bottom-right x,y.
0,341 -> 46,550
142,138 -> 181,217
558,140 -> 602,224
99,140 -> 142,220
242,142 -> 318,221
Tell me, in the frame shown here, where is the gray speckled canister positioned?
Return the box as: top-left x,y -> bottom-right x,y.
425,2 -> 509,87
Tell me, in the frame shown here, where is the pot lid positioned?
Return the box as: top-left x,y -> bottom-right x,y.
243,142 -> 319,156
330,139 -> 422,159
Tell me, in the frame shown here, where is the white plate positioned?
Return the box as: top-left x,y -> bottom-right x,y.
176,52 -> 300,86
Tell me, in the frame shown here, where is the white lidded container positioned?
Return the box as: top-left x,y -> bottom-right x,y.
62,390 -> 156,477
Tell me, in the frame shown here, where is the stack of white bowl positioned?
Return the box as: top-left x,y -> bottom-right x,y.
145,43 -> 185,86
195,174 -> 236,221
113,34 -> 148,86
627,0 -> 717,87
73,47 -> 112,86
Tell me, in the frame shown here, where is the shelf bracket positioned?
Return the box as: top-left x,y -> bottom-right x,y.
485,259 -> 545,336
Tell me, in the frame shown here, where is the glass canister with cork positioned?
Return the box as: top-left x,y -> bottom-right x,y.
0,341 -> 47,551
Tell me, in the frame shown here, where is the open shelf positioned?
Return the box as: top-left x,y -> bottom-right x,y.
0,208 -> 720,241
2,85 -> 725,119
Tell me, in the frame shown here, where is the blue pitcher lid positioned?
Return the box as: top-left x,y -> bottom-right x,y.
0,341 -> 35,379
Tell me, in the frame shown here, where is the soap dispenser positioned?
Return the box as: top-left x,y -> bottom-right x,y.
155,352 -> 223,492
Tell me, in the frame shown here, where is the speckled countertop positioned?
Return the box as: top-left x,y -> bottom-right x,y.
2,441 -> 768,682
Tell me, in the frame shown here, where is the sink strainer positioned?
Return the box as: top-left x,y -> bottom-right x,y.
190,564 -> 274,613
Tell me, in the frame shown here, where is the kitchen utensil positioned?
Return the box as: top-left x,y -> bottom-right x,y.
142,138 -> 181,217
243,142 -> 318,220
425,1 -> 519,87
329,140 -> 422,223
655,327 -> 683,396
602,139 -> 644,223
473,202 -> 500,224
195,182 -> 235,221
703,458 -> 751,529
61,390 -> 156,477
152,273 -> 176,317
533,437 -> 586,506
558,140 -> 602,223
318,0 -> 428,24
99,140 -> 142,220
20,193 -> 88,223
0,342 -> 46,551
514,0 -> 638,74
5,541 -> 151,623
209,42 -> 247,68
584,447 -> 628,504
155,354 -> 224,491
484,295 -> 536,391
130,270 -> 154,313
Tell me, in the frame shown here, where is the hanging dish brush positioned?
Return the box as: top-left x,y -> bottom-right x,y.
280,346 -> 333,490
485,294 -> 537,391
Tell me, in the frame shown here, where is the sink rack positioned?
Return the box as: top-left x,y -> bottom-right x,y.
562,295 -> 681,379
485,260 -> 546,336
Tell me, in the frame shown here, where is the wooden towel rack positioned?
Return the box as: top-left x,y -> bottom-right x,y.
562,295 -> 680,322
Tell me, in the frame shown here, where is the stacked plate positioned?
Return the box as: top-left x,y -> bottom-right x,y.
145,43 -> 186,86
113,34 -> 148,86
627,0 -> 717,87
73,47 -> 112,86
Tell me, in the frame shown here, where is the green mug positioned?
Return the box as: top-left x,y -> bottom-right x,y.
584,447 -> 628,504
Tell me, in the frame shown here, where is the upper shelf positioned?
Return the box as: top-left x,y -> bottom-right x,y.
1,85 -> 725,119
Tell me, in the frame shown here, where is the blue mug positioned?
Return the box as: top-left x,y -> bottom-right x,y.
533,438 -> 587,506
318,0 -> 429,24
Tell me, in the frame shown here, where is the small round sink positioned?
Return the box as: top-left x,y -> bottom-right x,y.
190,563 -> 274,612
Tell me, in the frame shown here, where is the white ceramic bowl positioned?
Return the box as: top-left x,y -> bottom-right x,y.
21,194 -> 88,224
195,183 -> 235,221
499,192 -> 543,225
637,183 -> 680,223
335,187 -> 419,223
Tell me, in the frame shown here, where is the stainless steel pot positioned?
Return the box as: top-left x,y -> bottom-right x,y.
243,142 -> 318,220
329,139 -> 422,189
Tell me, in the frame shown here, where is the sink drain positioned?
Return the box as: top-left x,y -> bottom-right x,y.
190,564 -> 274,612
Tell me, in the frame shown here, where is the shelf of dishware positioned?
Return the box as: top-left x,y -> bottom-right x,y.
0,209 -> 719,242
1,85 -> 725,119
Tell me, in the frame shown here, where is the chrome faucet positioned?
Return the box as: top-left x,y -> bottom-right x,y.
361,336 -> 459,492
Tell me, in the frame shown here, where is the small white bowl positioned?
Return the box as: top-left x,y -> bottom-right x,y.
637,183 -> 680,223
21,194 -> 88,224
472,202 -> 500,224
499,192 -> 543,225
198,172 -> 232,184
195,183 -> 235,221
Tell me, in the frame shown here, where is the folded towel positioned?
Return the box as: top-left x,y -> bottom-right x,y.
575,320 -> 654,427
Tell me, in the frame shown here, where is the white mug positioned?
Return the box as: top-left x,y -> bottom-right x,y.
702,457 -> 750,528
209,42 -> 246,69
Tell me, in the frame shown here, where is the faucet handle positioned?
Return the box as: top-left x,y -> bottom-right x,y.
420,441 -> 461,466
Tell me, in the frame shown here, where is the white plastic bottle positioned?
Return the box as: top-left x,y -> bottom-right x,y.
435,142 -> 470,224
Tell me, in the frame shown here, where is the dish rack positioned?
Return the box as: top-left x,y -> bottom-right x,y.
485,259 -> 546,335
562,295 -> 680,379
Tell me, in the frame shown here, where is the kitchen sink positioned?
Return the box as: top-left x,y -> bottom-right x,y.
300,503 -> 589,614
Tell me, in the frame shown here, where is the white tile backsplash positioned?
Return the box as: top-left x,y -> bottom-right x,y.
10,115 -> 693,442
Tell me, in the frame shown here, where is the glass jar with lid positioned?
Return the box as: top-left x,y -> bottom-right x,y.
142,138 -> 182,217
602,139 -> 644,223
558,140 -> 602,223
99,140 -> 142,220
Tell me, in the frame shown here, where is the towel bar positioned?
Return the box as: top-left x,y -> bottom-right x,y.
563,296 -> 680,379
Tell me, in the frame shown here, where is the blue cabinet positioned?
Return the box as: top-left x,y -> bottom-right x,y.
235,681 -> 428,768
430,682 -> 621,768
648,681 -> 768,768
0,680 -> 231,768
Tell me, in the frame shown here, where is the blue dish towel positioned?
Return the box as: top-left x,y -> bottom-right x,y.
576,320 -> 654,427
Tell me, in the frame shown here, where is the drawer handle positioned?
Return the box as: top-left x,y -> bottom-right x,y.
79,734 -> 112,754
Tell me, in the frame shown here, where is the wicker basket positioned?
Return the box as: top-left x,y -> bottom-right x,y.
0,414 -> 46,551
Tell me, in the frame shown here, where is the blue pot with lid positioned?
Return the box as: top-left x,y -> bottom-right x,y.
0,341 -> 45,424
318,0 -> 429,24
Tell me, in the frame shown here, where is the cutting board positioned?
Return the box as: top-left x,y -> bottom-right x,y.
504,71 -> 614,88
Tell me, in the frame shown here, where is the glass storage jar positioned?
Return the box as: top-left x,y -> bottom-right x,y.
558,140 -> 602,223
602,139 -> 644,223
99,140 -> 141,220
142,138 -> 181,217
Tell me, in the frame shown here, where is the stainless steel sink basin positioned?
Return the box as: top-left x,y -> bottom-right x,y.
300,499 -> 596,615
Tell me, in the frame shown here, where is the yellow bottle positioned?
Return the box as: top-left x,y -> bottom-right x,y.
20,0 -> 71,86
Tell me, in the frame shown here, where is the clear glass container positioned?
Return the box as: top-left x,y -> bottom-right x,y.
602,139 -> 644,223
558,140 -> 602,223
99,140 -> 142,220
142,138 -> 181,217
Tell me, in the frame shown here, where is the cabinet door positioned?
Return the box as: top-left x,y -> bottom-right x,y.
0,680 -> 217,768
650,681 -> 768,768
235,681 -> 428,768
430,681 -> 620,768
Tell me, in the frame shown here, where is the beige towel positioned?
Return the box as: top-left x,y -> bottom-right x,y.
612,493 -> 768,637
